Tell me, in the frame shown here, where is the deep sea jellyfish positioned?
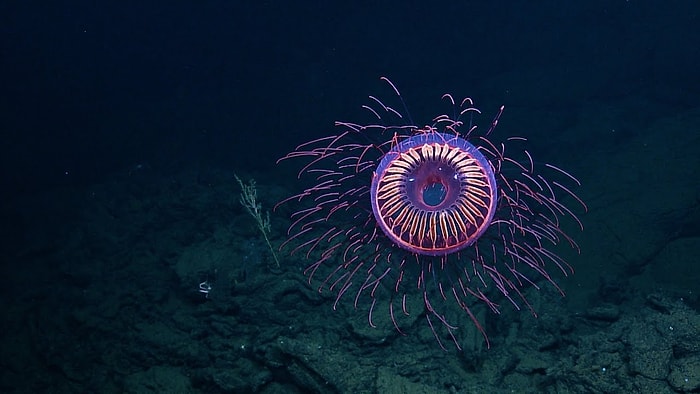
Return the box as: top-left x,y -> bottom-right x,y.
276,78 -> 586,350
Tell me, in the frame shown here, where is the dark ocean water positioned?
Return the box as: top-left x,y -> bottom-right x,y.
1,1 -> 699,393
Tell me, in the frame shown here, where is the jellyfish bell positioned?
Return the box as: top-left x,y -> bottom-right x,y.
370,131 -> 498,257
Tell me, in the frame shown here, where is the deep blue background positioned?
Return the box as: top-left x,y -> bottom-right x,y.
2,1 -> 697,197
1,1 -> 700,392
